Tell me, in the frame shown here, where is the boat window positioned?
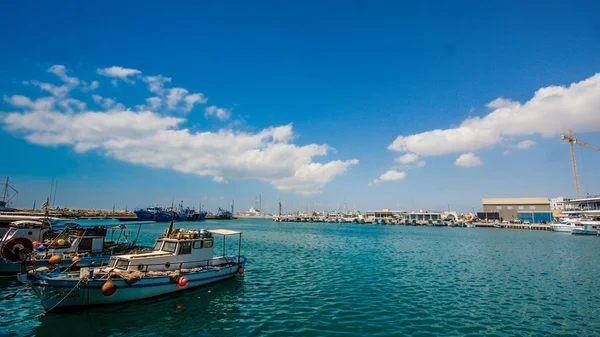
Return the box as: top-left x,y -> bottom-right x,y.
179,241 -> 192,255
162,241 -> 177,253
78,238 -> 93,251
203,239 -> 213,248
108,258 -> 117,268
193,240 -> 203,249
115,259 -> 129,270
153,240 -> 163,251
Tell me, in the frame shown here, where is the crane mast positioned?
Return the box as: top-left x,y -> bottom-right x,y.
561,129 -> 599,199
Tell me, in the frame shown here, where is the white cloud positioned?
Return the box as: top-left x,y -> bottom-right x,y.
48,65 -> 80,87
395,153 -> 419,164
503,150 -> 511,156
166,88 -> 189,110
1,67 -> 358,196
4,95 -> 56,110
58,98 -> 86,113
25,80 -> 70,98
144,75 -> 172,95
515,139 -> 536,150
204,106 -> 231,121
454,153 -> 482,167
416,161 -> 426,168
92,95 -> 116,109
373,170 -> 407,185
97,66 -> 141,83
272,159 -> 359,195
388,73 -> 600,159
82,80 -> 99,92
146,97 -> 162,110
213,176 -> 228,184
184,93 -> 207,113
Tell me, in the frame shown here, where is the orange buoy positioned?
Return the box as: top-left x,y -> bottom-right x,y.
177,276 -> 188,287
101,280 -> 117,297
71,256 -> 81,265
32,241 -> 40,247
48,255 -> 62,265
237,266 -> 245,275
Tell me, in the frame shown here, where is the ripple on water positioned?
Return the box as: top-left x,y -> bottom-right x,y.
1,222 -> 600,336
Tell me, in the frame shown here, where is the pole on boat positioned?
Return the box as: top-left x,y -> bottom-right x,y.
132,223 -> 142,246
238,233 -> 241,261
166,219 -> 174,237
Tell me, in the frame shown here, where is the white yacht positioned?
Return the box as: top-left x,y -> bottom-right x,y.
551,221 -> 582,233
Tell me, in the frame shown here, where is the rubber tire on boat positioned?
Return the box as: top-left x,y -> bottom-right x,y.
165,262 -> 171,268
137,264 -> 144,271
1,237 -> 34,262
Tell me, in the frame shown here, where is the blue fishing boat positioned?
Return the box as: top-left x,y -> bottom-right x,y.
0,221 -> 152,274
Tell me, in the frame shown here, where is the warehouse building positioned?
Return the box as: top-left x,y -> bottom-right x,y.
482,197 -> 552,223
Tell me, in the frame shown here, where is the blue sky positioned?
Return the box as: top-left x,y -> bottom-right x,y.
1,1 -> 599,213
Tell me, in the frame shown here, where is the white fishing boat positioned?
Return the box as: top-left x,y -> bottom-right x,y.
19,224 -> 247,313
551,221 -> 582,233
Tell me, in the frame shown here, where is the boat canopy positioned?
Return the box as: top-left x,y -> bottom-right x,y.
208,229 -> 241,236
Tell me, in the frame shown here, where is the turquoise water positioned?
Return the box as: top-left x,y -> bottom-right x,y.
2,219 -> 600,336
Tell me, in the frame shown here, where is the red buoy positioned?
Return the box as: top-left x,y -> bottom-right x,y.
237,266 -> 245,275
178,276 -> 188,287
29,257 -> 37,265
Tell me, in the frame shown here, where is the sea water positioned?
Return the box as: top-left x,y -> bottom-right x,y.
1,219 -> 599,336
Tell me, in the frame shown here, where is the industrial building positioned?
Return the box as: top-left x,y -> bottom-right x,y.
481,197 -> 552,223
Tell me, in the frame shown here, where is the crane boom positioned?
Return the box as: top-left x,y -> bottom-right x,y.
561,129 -> 599,199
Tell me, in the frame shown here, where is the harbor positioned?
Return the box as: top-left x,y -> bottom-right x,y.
1,179 -> 599,336
2,218 -> 600,336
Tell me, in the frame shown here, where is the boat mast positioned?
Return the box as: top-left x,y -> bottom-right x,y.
1,177 -> 19,208
278,198 -> 282,217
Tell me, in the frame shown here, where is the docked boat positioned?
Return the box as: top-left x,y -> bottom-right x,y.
1,221 -> 150,274
19,224 -> 246,312
572,224 -> 600,235
551,221 -> 581,233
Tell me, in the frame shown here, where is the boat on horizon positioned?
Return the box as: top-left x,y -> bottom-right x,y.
19,224 -> 246,313
134,206 -> 207,222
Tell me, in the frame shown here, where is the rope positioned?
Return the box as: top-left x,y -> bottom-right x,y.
37,277 -> 84,317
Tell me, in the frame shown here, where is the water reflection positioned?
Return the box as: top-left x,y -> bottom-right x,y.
34,278 -> 244,336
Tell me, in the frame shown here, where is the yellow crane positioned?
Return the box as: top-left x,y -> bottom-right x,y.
561,129 -> 599,199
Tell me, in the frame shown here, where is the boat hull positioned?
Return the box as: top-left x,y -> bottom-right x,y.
551,225 -> 575,232
25,261 -> 245,311
571,229 -> 598,235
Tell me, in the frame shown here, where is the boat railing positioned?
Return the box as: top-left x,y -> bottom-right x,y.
125,256 -> 241,274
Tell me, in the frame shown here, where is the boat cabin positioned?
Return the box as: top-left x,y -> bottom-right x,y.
105,228 -> 241,272
1,220 -> 51,244
42,224 -> 133,255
